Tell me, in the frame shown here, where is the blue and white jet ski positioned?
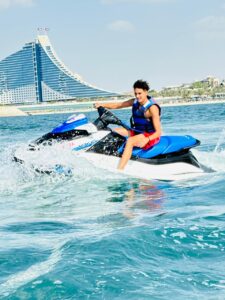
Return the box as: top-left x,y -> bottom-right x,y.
14,107 -> 209,180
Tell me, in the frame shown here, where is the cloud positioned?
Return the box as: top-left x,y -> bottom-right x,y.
107,20 -> 135,32
0,0 -> 34,9
102,0 -> 175,4
195,15 -> 225,39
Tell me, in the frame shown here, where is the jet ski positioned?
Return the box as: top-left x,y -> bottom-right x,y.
13,107 -> 210,180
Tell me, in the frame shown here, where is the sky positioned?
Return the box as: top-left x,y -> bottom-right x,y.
0,0 -> 225,93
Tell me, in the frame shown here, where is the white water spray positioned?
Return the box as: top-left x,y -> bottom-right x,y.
214,127 -> 225,153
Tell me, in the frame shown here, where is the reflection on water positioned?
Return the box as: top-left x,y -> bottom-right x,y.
107,180 -> 166,218
124,182 -> 166,218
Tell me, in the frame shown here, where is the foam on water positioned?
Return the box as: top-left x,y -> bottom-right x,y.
0,241 -> 63,297
214,126 -> 225,153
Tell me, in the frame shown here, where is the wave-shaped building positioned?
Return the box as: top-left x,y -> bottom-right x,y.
0,35 -> 118,104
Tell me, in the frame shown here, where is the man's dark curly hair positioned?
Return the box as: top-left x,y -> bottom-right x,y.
133,80 -> 150,91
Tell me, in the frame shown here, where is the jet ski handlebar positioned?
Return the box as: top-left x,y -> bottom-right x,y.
93,106 -> 130,130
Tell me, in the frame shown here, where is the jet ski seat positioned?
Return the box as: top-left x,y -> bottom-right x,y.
118,135 -> 200,159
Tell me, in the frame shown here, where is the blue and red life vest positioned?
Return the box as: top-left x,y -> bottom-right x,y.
130,97 -> 161,133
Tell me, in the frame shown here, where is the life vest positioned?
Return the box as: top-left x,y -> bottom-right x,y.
130,97 -> 161,132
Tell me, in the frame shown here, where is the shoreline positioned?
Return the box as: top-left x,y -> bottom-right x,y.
1,98 -> 225,117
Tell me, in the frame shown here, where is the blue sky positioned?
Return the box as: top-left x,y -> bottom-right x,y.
0,0 -> 225,93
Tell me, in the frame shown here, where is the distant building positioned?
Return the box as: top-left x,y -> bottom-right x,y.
162,85 -> 181,91
0,35 -> 118,104
200,76 -> 220,88
214,92 -> 225,99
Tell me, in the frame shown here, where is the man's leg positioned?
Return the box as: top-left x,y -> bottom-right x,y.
118,134 -> 148,170
114,127 -> 129,137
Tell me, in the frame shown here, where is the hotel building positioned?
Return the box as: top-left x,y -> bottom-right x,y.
0,35 -> 118,104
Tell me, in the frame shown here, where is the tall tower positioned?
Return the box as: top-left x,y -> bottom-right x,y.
0,35 -> 118,104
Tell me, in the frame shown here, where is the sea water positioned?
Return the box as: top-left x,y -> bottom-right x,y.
0,103 -> 225,299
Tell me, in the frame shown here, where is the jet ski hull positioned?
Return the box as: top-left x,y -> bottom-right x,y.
81,151 -> 204,181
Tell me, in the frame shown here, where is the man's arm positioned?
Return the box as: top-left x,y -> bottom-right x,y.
94,98 -> 134,109
146,105 -> 161,140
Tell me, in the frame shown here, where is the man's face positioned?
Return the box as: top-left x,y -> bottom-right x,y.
134,88 -> 148,104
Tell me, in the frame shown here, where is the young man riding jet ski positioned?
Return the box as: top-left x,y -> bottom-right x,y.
94,80 -> 161,170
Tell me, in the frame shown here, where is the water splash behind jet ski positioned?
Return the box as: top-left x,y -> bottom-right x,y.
13,107 -> 213,180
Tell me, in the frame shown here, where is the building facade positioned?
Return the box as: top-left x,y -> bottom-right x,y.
0,35 -> 118,104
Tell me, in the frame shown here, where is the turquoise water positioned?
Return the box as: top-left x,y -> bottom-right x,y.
0,103 -> 225,299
